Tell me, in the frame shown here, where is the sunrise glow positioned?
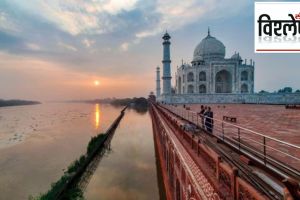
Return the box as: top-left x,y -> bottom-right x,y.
94,80 -> 100,86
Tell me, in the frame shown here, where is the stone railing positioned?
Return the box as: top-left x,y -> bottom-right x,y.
158,93 -> 300,104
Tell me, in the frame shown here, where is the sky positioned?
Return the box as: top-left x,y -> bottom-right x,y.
0,0 -> 299,101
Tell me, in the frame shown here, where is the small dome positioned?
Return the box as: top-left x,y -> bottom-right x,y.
162,31 -> 171,40
180,63 -> 191,70
231,52 -> 242,60
183,63 -> 191,68
193,29 -> 225,62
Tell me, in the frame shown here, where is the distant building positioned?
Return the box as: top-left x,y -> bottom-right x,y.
156,29 -> 300,104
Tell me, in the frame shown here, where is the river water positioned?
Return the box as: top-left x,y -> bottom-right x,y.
0,103 -> 160,200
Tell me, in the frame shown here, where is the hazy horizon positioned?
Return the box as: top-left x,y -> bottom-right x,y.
1,0 -> 300,101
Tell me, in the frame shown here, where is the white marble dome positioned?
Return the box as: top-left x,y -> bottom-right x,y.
193,30 -> 225,61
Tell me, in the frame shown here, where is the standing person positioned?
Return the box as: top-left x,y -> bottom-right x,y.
198,105 -> 205,129
209,107 -> 214,132
205,107 -> 214,133
203,106 -> 208,131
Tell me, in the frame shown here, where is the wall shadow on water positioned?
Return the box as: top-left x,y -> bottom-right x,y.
129,106 -> 148,115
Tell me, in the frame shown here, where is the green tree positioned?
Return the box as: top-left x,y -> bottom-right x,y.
259,90 -> 269,94
278,87 -> 292,93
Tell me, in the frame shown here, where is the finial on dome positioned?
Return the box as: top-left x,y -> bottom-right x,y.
208,27 -> 210,36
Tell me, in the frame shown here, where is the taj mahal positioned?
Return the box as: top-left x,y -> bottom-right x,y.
155,29 -> 300,104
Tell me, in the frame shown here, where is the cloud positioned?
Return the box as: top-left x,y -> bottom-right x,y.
136,0 -> 249,39
120,42 -> 129,51
0,0 -> 250,71
37,2 -> 100,35
26,43 -> 41,51
82,38 -> 95,48
2,0 -> 249,55
4,0 -> 139,36
100,0 -> 139,14
0,11 -> 19,33
57,42 -> 77,52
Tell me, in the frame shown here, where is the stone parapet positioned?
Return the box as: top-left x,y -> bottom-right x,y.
159,93 -> 300,104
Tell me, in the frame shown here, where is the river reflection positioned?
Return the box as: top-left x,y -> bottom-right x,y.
95,104 -> 100,130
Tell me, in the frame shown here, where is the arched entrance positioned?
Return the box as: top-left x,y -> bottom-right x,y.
187,72 -> 194,82
241,84 -> 248,93
187,85 -> 194,94
215,70 -> 232,93
199,84 -> 206,93
241,71 -> 248,81
199,71 -> 206,81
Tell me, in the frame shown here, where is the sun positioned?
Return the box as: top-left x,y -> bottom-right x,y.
94,80 -> 100,86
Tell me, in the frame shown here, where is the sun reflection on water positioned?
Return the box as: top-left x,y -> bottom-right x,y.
95,104 -> 100,129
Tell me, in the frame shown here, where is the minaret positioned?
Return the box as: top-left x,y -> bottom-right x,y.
162,31 -> 172,95
156,66 -> 161,97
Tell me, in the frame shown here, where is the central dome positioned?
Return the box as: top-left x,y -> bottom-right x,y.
193,29 -> 225,62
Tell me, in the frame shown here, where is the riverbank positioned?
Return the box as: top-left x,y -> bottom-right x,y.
0,99 -> 40,107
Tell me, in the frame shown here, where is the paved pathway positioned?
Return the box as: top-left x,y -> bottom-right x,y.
186,104 -> 300,170
154,106 -> 221,200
